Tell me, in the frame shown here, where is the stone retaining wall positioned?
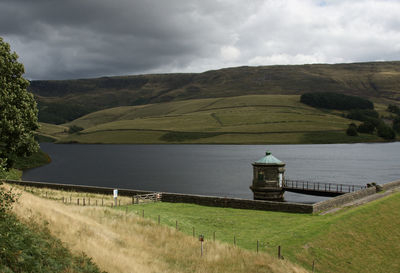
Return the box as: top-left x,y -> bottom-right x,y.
161,192 -> 313,213
5,179 -> 400,214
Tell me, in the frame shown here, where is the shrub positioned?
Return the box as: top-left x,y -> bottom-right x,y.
346,123 -> 358,136
68,125 -> 84,134
347,109 -> 379,121
387,104 -> 400,115
300,92 -> 374,110
357,121 -> 375,134
0,183 -> 18,216
393,117 -> 400,133
377,123 -> 396,140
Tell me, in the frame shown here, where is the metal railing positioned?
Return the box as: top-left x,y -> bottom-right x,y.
283,179 -> 366,194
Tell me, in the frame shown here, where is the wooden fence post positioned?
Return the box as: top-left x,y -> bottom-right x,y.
176,220 -> 178,230
77,198 -> 79,206
257,240 -> 259,253
278,245 -> 281,259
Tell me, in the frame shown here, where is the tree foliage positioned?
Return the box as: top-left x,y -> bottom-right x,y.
346,123 -> 358,136
387,104 -> 400,115
0,37 -> 39,171
393,117 -> 400,133
377,123 -> 396,140
300,92 -> 374,110
357,121 -> 375,134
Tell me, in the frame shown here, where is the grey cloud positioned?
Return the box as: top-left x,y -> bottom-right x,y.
0,0 -> 399,80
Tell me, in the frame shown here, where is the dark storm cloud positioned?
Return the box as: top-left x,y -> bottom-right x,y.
0,0 -> 399,80
0,0 -> 242,79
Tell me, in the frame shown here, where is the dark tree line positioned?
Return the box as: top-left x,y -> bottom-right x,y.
300,92 -> 374,110
300,92 -> 396,140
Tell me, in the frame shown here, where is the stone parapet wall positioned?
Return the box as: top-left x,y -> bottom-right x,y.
161,192 -> 313,213
312,179 -> 400,213
380,180 -> 400,191
312,187 -> 377,213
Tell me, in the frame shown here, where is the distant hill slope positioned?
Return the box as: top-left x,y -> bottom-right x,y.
30,61 -> 400,124
44,95 -> 384,144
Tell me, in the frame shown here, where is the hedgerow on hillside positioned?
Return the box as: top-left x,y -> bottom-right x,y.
300,92 -> 374,110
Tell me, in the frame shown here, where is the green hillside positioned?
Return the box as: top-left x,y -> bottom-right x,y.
31,61 -> 400,124
43,94 -> 385,144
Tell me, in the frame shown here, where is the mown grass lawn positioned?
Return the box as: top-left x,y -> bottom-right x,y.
118,192 -> 400,273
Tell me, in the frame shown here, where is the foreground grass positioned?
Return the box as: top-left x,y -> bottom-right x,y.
45,94 -> 384,144
10,185 -> 307,273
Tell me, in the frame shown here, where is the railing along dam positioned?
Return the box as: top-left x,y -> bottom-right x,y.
283,179 -> 366,197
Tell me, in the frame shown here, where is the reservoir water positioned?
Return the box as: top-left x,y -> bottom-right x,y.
23,142 -> 400,203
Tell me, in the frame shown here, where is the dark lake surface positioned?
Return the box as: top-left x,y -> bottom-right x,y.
23,143 -> 400,203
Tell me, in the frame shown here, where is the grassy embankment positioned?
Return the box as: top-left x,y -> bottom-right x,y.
12,185 -> 400,273
8,185 -> 307,273
40,95 -> 386,144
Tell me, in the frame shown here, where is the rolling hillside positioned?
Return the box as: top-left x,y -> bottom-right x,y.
43,94 -> 385,144
31,61 -> 400,124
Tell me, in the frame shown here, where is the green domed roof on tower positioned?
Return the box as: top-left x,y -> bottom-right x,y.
254,150 -> 283,164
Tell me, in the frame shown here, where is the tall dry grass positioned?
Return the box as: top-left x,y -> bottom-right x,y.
9,185 -> 308,273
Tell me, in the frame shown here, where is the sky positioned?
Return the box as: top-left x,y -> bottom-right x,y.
1,0 -> 400,80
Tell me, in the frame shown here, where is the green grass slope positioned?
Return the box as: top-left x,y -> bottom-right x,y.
31,61 -> 400,124
120,192 -> 400,273
49,94 -> 383,144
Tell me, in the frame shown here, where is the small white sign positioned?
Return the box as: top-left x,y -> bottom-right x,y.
113,189 -> 118,198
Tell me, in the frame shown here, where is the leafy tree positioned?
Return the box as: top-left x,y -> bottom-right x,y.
377,123 -> 396,140
387,104 -> 400,115
68,125 -> 84,134
0,37 -> 39,172
346,123 -> 358,136
357,121 -> 375,134
393,116 -> 400,133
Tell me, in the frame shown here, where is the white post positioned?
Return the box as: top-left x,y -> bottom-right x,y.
113,189 -> 118,206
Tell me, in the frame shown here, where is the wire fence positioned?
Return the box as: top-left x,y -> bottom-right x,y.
21,185 -> 318,271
